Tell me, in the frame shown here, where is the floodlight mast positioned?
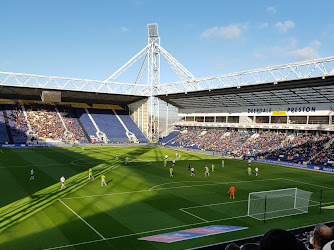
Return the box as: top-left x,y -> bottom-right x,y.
104,23 -> 194,142
147,23 -> 160,142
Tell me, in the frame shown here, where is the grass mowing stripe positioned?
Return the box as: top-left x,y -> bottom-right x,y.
58,199 -> 106,240
180,199 -> 249,210
179,208 -> 209,222
44,214 -> 250,250
60,178 -> 282,200
279,178 -> 334,190
1,146 -> 334,249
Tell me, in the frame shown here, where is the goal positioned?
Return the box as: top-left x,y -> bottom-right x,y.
247,188 -> 312,221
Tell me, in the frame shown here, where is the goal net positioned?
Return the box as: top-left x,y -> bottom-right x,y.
247,188 -> 312,221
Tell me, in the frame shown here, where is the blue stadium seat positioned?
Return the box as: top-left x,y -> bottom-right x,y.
116,110 -> 147,143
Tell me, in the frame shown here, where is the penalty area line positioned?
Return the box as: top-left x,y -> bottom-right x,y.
58,199 -> 106,240
179,208 -> 208,222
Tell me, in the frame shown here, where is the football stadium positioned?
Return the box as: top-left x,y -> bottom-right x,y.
1,4 -> 334,250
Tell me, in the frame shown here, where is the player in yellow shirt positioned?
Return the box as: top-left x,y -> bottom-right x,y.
164,159 -> 167,167
248,167 -> 251,176
169,167 -> 173,177
211,164 -> 215,172
88,168 -> 94,179
101,174 -> 107,186
222,160 -> 224,168
205,166 -> 210,177
125,157 -> 128,165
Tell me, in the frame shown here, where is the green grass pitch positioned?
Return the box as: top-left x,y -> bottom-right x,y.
0,146 -> 333,249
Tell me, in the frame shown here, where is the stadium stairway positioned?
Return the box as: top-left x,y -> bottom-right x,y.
159,129 -> 180,144
71,108 -> 91,142
115,110 -> 147,143
74,108 -> 101,142
0,106 -> 10,144
88,109 -> 128,143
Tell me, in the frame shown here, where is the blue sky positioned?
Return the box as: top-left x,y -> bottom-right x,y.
1,0 -> 334,84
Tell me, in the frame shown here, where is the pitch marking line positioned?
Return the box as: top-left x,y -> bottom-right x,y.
62,178 -> 283,200
181,199 -> 249,210
149,177 -> 282,191
44,214 -> 249,250
46,177 -> 328,249
58,199 -> 106,240
278,178 -> 334,191
149,181 -> 217,191
179,208 -> 208,222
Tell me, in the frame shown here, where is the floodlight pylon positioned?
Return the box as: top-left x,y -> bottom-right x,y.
147,23 -> 161,142
104,23 -> 195,142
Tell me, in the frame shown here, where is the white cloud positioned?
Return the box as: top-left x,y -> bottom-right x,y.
288,40 -> 321,60
266,6 -> 277,13
2,60 -> 13,66
253,53 -> 263,59
121,27 -> 128,32
258,22 -> 269,29
288,47 -> 320,60
275,20 -> 295,33
310,40 -> 321,47
201,25 -> 242,40
254,39 -> 321,61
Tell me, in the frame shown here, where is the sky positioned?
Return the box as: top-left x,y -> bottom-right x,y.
1,0 -> 334,84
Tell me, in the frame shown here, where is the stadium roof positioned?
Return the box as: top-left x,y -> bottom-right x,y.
0,86 -> 146,106
157,75 -> 334,109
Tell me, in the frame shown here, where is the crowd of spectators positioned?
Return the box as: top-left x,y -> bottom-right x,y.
57,105 -> 87,143
26,104 -> 87,143
225,224 -> 334,250
174,128 -> 334,167
27,104 -> 65,141
6,104 -> 28,143
309,141 -> 334,166
259,134 -> 332,163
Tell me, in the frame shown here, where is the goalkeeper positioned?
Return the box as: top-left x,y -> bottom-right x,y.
228,185 -> 236,199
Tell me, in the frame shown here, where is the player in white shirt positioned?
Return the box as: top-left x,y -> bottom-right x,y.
60,176 -> 66,189
175,152 -> 178,159
172,159 -> 175,166
115,153 -> 118,160
190,167 -> 195,176
255,167 -> 259,176
248,158 -> 252,167
30,169 -> 34,180
165,154 -> 168,160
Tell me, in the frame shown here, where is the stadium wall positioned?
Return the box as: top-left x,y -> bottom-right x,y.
250,157 -> 334,173
159,100 -> 179,137
128,98 -> 149,137
179,102 -> 334,117
177,102 -> 334,131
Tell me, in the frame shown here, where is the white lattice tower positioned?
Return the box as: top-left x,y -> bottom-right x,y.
147,23 -> 160,142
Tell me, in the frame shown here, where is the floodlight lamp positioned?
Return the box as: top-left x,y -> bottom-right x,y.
147,23 -> 159,38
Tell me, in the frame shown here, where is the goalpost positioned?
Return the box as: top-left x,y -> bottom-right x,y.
247,188 -> 312,221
